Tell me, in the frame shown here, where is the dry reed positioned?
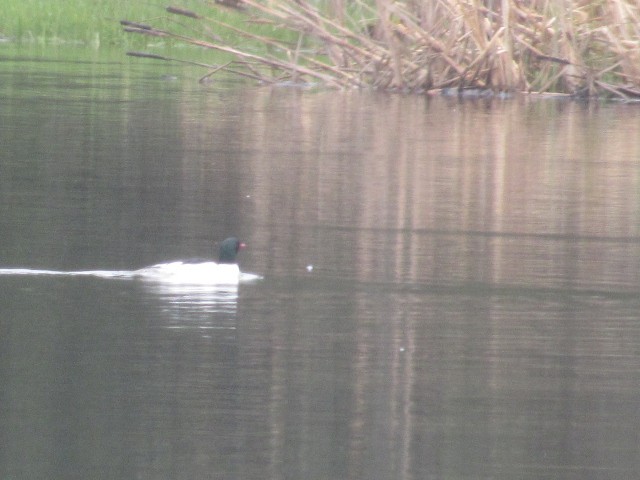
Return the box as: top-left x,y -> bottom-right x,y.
122,0 -> 640,98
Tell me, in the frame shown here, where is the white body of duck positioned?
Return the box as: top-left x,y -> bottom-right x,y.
135,261 -> 241,285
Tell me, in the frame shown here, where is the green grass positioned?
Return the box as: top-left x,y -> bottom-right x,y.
0,0 -> 205,47
0,0 -> 299,62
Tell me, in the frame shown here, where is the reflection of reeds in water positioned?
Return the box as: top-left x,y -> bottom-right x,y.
123,0 -> 640,97
174,86 -> 640,287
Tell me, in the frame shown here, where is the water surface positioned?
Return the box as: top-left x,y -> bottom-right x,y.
1,48 -> 640,480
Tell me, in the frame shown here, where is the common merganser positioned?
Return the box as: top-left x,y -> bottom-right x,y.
134,237 -> 249,285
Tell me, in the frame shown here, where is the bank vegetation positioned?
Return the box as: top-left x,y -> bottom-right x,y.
123,0 -> 640,99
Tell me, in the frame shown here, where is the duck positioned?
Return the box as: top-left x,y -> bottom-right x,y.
134,237 -> 248,285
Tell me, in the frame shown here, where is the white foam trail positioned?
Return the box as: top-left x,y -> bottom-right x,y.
71,270 -> 136,278
0,266 -> 263,283
0,268 -> 135,278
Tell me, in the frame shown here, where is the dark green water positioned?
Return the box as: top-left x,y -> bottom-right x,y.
1,47 -> 640,479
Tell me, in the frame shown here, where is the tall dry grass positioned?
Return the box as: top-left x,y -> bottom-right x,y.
123,0 -> 640,98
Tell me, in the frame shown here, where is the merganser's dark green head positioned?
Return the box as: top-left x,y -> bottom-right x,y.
218,237 -> 245,264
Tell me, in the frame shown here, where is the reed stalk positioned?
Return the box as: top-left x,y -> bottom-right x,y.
122,0 -> 640,98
